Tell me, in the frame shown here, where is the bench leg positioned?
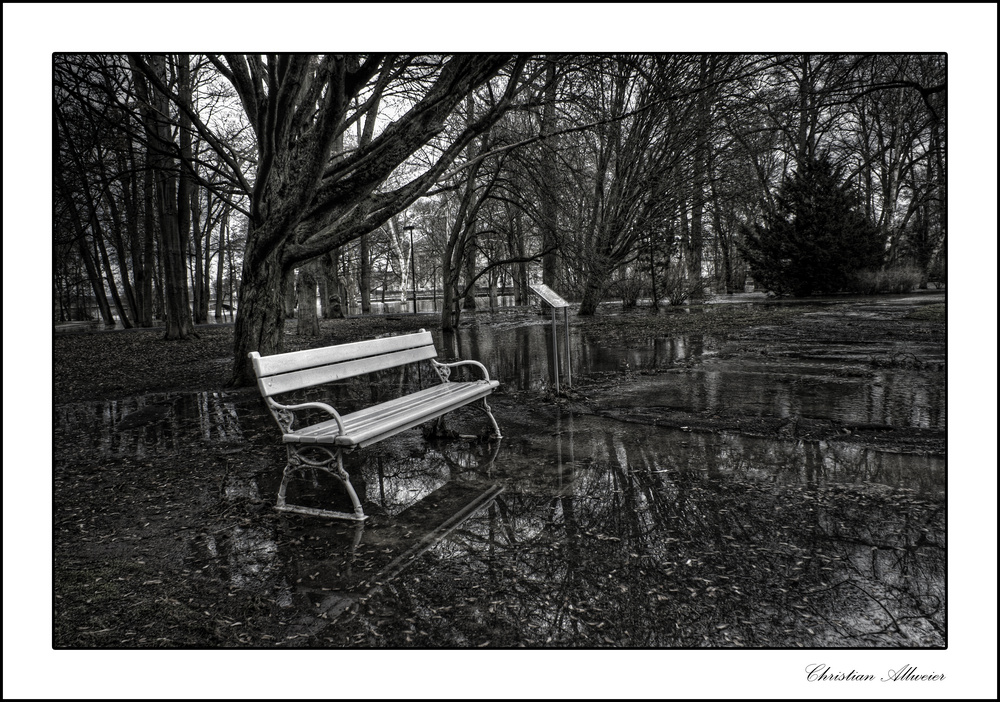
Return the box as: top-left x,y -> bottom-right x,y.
477,397 -> 503,440
275,445 -> 368,521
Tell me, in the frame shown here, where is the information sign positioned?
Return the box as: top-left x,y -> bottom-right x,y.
529,283 -> 569,308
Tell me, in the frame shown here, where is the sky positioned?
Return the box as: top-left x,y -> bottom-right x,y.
5,3 -> 997,700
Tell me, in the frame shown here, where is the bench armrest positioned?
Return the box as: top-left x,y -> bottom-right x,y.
432,358 -> 492,383
266,398 -> 345,435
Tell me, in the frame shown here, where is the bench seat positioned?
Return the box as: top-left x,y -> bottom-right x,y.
285,378 -> 499,448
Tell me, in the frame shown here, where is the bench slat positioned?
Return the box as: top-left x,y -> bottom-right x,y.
259,345 -> 437,396
286,380 -> 499,447
252,330 -> 435,378
344,384 -> 495,447
336,381 -> 497,444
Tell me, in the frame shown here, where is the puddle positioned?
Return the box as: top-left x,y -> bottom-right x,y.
427,311 -> 944,430
54,391 -> 245,457
431,324 -> 707,393
225,410 -> 944,646
54,294 -> 945,646
599,363 -> 945,430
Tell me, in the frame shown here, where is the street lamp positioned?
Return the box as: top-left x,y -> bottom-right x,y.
405,225 -> 417,314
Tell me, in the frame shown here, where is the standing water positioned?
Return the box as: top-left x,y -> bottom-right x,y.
53,294 -> 945,647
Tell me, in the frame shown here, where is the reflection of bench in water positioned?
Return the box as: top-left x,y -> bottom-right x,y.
283,450 -> 504,632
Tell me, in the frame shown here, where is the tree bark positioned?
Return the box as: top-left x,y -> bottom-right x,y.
232,239 -> 288,370
323,248 -> 347,319
296,260 -> 321,335
577,252 -> 610,316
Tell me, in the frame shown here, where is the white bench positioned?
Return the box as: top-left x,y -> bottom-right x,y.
249,329 -> 501,521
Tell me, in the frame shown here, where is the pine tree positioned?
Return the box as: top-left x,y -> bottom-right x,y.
741,155 -> 884,296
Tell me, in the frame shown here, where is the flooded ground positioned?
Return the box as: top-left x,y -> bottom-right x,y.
52,294 -> 946,648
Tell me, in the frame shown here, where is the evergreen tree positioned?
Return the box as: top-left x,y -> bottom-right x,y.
741,155 -> 883,296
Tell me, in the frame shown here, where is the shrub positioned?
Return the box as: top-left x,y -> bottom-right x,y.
611,269 -> 646,310
661,268 -> 704,306
850,265 -> 923,294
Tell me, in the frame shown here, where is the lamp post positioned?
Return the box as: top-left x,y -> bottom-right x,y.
405,225 -> 417,314
430,263 -> 438,310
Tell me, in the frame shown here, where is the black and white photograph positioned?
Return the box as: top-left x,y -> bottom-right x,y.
5,3 -> 996,700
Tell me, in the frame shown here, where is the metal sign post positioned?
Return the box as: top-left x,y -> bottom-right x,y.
529,283 -> 572,393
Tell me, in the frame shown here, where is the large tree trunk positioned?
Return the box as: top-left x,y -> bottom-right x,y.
153,235 -> 165,320
202,197 -> 214,321
170,53 -> 197,336
577,249 -> 611,316
354,96 -> 378,316
232,242 -> 288,384
462,235 -> 478,311
283,270 -> 297,318
190,187 -> 207,324
707,143 -> 735,295
156,171 -> 195,339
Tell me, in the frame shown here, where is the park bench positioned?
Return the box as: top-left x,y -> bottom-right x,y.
249,329 -> 501,521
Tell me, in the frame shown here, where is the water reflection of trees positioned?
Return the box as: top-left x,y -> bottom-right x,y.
662,364 -> 945,430
54,391 -> 244,457
337,412 -> 944,647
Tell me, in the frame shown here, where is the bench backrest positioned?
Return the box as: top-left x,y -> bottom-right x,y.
249,329 -> 437,397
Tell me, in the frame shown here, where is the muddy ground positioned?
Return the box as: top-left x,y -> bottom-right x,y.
51,295 -> 946,648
